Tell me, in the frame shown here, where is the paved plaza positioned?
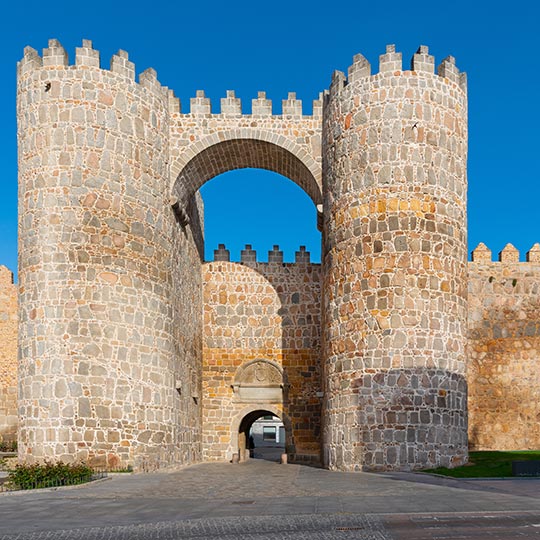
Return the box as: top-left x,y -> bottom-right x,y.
1,460 -> 540,539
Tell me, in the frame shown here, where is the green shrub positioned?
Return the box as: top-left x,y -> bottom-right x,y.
7,461 -> 94,490
0,440 -> 17,453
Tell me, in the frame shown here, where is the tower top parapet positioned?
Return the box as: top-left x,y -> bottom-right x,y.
17,39 -> 323,117
335,44 -> 467,95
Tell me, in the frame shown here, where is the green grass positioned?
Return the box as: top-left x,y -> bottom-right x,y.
423,451 -> 540,478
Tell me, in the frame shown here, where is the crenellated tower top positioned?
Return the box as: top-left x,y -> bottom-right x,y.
330,44 -> 467,98
17,39 -> 324,117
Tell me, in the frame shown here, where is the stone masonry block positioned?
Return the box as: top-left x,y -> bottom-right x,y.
379,44 -> 402,72
527,243 -> 540,263
214,244 -> 230,262
471,243 -> 492,263
252,91 -> 272,116
240,244 -> 257,263
499,243 -> 519,263
268,245 -> 283,263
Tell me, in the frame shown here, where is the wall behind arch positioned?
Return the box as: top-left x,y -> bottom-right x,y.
202,259 -> 322,463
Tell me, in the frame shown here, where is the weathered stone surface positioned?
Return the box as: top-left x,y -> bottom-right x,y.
468,256 -> 540,451
202,260 -> 322,464
17,40 -> 203,470
321,45 -> 469,471
0,267 -> 17,444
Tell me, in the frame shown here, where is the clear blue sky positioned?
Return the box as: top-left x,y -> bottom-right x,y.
1,0 -> 538,270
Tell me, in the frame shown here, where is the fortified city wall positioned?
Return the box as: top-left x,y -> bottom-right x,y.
10,38 -> 539,472
15,38 -> 324,470
0,267 -> 17,444
468,243 -> 540,451
3,246 -> 540,458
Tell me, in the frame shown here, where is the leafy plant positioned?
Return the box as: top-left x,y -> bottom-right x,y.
7,461 -> 94,490
0,440 -> 17,453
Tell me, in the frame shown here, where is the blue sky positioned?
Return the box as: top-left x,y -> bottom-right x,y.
1,0 -> 538,270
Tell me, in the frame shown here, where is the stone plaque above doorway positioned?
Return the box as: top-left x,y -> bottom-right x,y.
232,359 -> 285,403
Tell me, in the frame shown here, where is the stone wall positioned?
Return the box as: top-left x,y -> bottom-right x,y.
0,267 -> 17,443
168,90 -> 323,214
202,245 -> 322,463
468,243 -> 540,450
15,38 -> 327,469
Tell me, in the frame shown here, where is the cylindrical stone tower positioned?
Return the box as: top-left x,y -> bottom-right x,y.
17,40 -> 203,469
321,45 -> 468,471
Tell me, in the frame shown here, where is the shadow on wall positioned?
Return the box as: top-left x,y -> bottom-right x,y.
468,334 -> 540,451
467,263 -> 540,451
343,368 -> 468,471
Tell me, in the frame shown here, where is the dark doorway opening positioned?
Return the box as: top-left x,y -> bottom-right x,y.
238,409 -> 285,463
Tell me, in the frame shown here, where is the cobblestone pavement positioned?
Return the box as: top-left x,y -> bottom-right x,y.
1,460 -> 540,538
0,514 -> 390,540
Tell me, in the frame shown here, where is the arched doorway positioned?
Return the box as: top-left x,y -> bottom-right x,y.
234,406 -> 292,463
231,362 -> 289,463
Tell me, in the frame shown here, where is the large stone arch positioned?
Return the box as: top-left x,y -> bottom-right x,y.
170,130 -> 323,208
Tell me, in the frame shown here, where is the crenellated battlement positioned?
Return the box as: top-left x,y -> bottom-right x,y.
183,89 -> 323,117
18,39 -> 171,101
18,39 -> 323,117
470,242 -> 540,263
332,44 -> 467,96
17,40 -> 465,122
211,244 -> 317,265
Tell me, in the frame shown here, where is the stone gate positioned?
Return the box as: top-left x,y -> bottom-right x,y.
15,39 -> 475,471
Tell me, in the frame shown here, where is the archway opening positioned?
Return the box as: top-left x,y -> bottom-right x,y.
172,137 -> 322,210
178,136 -> 323,466
238,409 -> 286,463
200,169 -> 321,262
172,136 -> 323,261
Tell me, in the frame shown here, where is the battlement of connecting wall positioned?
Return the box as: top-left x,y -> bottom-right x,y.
210,244 -> 318,265
471,242 -> 540,263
